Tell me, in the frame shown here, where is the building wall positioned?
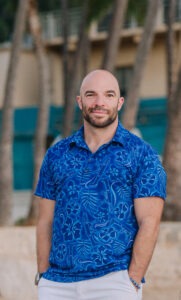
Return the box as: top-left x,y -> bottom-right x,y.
90,36 -> 167,99
2,25 -> 180,108
0,49 -> 39,108
49,51 -> 64,105
141,36 -> 167,98
0,35 -> 169,108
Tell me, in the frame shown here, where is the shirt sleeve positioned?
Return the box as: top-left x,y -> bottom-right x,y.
133,145 -> 167,200
34,149 -> 56,200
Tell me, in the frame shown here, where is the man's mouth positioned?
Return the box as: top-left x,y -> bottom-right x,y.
90,107 -> 108,114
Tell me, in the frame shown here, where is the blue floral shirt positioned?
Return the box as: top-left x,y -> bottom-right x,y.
35,123 -> 166,282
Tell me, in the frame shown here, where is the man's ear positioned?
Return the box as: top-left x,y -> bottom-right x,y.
118,97 -> 124,111
76,96 -> 82,110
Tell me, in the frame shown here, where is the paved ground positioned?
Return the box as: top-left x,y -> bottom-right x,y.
12,190 -> 32,223
10,192 -> 181,300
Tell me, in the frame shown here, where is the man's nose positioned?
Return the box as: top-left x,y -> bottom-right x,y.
94,94 -> 105,105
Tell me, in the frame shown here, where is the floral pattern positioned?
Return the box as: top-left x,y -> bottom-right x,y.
35,123 -> 166,282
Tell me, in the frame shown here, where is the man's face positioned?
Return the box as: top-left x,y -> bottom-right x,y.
77,71 -> 124,128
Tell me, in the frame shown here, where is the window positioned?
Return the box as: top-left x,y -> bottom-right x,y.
164,0 -> 181,23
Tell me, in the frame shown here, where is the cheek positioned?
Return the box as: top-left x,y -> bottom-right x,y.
82,102 -> 91,111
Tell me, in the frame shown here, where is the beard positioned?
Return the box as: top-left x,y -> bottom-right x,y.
82,104 -> 118,128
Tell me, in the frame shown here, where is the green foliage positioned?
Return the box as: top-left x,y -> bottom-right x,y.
38,0 -> 60,12
0,0 -> 148,43
127,0 -> 147,25
87,0 -> 113,24
38,0 -> 113,24
38,0 -> 86,12
0,0 -> 18,42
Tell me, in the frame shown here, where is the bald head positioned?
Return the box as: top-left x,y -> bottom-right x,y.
80,69 -> 121,98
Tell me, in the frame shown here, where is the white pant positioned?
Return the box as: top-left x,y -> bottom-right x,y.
38,270 -> 142,300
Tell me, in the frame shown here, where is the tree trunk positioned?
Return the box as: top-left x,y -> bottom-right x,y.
0,0 -> 29,225
102,0 -> 128,72
78,34 -> 91,127
62,0 -> 90,137
165,0 -> 177,101
26,0 -> 51,224
61,0 -> 69,108
162,67 -> 181,220
162,0 -> 180,220
122,0 -> 161,130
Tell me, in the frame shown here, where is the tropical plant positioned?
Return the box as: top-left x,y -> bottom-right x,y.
0,0 -> 29,225
162,0 -> 181,220
25,0 -> 51,224
121,0 -> 162,131
102,0 -> 129,72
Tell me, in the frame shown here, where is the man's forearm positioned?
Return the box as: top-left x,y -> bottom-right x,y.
128,217 -> 160,283
36,220 -> 52,273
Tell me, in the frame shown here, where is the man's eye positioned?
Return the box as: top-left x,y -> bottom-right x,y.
107,93 -> 114,97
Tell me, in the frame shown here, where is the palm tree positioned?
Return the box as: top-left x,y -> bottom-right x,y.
165,0 -> 177,100
61,0 -> 112,136
62,0 -> 90,137
61,0 -> 69,111
0,0 -> 29,225
102,0 -> 128,72
121,0 -> 162,130
25,0 -> 51,224
163,66 -> 181,221
162,0 -> 181,220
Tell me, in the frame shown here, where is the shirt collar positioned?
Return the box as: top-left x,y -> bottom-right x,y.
69,127 -> 86,148
69,122 -> 128,148
111,122 -> 128,146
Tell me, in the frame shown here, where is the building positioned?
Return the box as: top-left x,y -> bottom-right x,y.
0,0 -> 181,190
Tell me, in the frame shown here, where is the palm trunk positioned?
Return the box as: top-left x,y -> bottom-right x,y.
165,0 -> 177,101
78,35 -> 91,127
162,0 -> 180,220
122,0 -> 161,130
62,0 -> 90,137
26,0 -> 51,224
102,0 -> 128,72
162,67 -> 181,220
0,0 -> 29,225
61,0 -> 69,107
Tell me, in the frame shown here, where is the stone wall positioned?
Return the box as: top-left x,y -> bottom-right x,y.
0,223 -> 181,300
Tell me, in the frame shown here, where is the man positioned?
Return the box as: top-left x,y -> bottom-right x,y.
35,69 -> 166,300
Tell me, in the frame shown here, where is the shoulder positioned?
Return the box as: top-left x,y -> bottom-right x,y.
123,127 -> 157,156
46,133 -> 76,158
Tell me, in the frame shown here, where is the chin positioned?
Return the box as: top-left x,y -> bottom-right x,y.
88,119 -> 116,128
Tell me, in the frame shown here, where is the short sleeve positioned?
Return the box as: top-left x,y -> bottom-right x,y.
34,149 -> 56,200
133,145 -> 167,200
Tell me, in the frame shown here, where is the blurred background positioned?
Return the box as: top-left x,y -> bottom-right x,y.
0,0 -> 181,226
0,1 -> 181,300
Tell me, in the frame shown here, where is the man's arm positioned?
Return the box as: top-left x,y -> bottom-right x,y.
128,196 -> 164,284
36,197 -> 56,273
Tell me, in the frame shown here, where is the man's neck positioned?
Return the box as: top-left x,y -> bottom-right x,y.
84,120 -> 118,153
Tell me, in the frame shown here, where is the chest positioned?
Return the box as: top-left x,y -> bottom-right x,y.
51,145 -> 136,190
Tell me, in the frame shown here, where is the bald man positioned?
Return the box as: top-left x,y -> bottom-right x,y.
35,70 -> 166,300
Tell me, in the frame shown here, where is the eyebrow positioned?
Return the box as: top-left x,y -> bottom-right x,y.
84,90 -> 116,96
106,90 -> 116,95
84,90 -> 95,96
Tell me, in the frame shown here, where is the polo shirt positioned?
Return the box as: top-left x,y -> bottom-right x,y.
35,122 -> 166,282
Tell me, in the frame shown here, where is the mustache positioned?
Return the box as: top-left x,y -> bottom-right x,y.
89,106 -> 109,113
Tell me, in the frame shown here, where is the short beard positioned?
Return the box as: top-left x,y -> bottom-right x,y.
82,108 -> 118,128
